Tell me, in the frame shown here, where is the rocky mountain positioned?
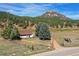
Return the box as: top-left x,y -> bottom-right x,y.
41,10 -> 71,20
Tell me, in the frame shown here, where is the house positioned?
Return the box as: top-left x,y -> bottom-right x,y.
19,29 -> 34,39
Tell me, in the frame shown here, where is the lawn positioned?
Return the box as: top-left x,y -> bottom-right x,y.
0,37 -> 52,56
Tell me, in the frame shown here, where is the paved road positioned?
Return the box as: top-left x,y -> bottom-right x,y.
33,47 -> 79,56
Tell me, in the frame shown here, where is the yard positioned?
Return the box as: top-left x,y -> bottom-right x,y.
0,37 -> 52,56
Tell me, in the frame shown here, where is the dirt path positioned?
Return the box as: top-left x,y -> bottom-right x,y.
51,33 -> 63,49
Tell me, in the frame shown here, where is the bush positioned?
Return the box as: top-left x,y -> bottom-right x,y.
35,23 -> 51,40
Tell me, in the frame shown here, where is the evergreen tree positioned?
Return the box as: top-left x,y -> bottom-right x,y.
35,23 -> 51,40
1,21 -> 20,40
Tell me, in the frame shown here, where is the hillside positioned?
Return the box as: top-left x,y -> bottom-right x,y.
0,11 -> 31,29
0,11 -> 79,29
31,11 -> 78,28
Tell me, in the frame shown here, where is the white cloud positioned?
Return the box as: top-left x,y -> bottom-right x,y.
16,4 -> 48,16
67,14 -> 79,19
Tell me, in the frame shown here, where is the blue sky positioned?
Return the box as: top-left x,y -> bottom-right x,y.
0,3 -> 79,19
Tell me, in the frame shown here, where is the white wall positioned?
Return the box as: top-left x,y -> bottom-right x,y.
20,34 -> 34,39
20,36 -> 30,38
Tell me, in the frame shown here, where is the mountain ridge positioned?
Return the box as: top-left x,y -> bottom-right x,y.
40,10 -> 71,20
0,11 -> 71,20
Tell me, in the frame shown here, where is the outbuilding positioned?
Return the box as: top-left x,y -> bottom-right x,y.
19,29 -> 34,39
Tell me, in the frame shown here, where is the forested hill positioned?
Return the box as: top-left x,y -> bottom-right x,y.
0,11 -> 79,29
0,11 -> 31,28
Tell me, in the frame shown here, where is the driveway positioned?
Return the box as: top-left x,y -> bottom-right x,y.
32,47 -> 79,56
32,33 -> 79,56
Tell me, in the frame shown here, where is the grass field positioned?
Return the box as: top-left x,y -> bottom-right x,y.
0,37 -> 52,56
54,30 -> 79,47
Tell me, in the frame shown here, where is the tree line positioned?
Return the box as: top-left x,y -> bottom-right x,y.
0,11 -> 79,29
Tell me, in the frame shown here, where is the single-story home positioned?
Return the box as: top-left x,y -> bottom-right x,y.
19,29 -> 34,39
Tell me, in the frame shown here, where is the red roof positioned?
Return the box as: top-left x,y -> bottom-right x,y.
19,29 -> 32,35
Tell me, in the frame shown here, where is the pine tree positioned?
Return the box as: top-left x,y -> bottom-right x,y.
35,23 -> 51,40
1,21 -> 20,40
